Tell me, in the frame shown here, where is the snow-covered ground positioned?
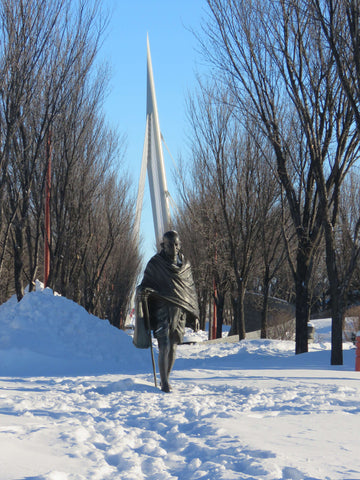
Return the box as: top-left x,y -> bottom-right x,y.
0,283 -> 359,480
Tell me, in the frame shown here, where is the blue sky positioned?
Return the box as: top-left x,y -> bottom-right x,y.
99,1 -> 209,262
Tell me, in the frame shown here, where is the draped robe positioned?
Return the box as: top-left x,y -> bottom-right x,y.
139,251 -> 199,318
133,251 -> 199,349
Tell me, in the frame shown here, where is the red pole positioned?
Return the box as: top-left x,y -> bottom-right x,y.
356,333 -> 360,371
44,130 -> 52,287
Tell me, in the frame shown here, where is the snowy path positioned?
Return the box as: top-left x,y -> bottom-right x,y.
1,362 -> 359,480
1,289 -> 359,479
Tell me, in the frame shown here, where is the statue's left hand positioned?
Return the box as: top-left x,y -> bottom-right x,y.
138,287 -> 152,299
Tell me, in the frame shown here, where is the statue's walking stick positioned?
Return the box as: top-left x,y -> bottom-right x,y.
142,296 -> 158,388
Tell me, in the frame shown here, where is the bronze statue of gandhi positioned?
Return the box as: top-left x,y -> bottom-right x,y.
137,230 -> 199,392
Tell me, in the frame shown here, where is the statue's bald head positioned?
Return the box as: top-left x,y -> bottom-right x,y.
163,230 -> 179,242
161,230 -> 181,262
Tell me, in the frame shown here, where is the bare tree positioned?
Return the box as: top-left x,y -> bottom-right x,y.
184,82 -> 283,339
0,0 -> 140,325
311,0 -> 360,130
330,172 -> 360,329
176,167 -> 222,332
257,191 -> 290,338
308,0 -> 360,364
202,0 -> 360,359
0,0 -> 107,300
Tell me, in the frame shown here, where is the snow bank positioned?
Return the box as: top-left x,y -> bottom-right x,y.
0,286 -> 149,376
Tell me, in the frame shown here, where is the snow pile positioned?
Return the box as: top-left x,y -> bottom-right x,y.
0,286 -> 359,480
0,283 -> 149,376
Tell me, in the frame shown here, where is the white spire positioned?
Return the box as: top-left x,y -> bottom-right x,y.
134,34 -> 171,249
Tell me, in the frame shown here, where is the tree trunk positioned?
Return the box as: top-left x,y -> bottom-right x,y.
294,246 -> 311,354
229,294 -> 238,336
198,289 -> 207,331
229,282 -> 246,339
237,281 -> 246,340
295,281 -> 310,354
200,296 -> 207,331
13,223 -> 24,301
261,265 -> 270,338
330,294 -> 344,365
323,220 -> 344,365
216,291 -> 225,339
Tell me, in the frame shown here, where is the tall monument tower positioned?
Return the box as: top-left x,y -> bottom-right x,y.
134,35 -> 171,248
